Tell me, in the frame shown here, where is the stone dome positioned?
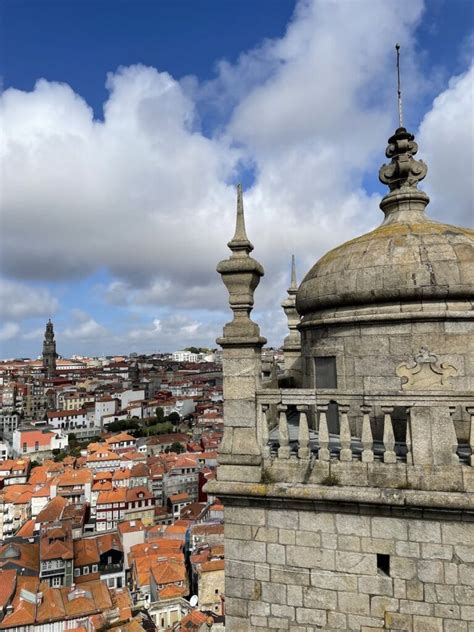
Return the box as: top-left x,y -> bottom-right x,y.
296,127 -> 474,317
296,219 -> 474,315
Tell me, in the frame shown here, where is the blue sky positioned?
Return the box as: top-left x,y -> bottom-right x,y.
0,0 -> 473,358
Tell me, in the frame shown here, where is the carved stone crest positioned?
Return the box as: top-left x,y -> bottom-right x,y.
396,347 -> 457,390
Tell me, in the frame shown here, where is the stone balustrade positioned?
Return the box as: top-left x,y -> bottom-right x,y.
257,389 -> 474,468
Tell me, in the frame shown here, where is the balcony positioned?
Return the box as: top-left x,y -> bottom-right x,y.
256,389 -> 474,493
40,568 -> 65,577
99,562 -> 123,573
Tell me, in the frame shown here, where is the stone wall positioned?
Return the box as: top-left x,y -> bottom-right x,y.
224,499 -> 474,632
301,311 -> 474,396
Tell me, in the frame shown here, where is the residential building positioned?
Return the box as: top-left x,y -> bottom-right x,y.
172,351 -> 198,363
11,428 -> 67,459
50,468 -> 93,505
39,522 -> 74,587
0,413 -> 20,436
47,408 -> 96,439
96,488 -> 126,532
96,531 -> 125,588
94,396 -> 119,428
167,492 -> 191,520
86,448 -> 121,472
163,454 -> 199,503
0,484 -> 32,538
0,576 -> 129,631
105,431 -> 136,454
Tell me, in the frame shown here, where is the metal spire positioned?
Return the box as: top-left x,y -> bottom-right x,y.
396,43 -> 403,128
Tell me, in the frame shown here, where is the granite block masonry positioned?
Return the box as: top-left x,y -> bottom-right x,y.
209,122 -> 474,631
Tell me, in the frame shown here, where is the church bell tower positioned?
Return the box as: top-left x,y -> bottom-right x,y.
42,319 -> 57,378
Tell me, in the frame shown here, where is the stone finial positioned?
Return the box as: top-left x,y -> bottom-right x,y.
378,127 -> 430,222
229,183 -> 253,252
290,254 -> 297,290
379,127 -> 427,192
217,185 -> 265,343
282,255 -> 301,349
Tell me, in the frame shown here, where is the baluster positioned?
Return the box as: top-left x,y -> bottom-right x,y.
317,404 -> 330,461
360,405 -> 374,463
467,407 -> 474,467
261,405 -> 270,459
339,404 -> 352,462
405,407 -> 413,465
277,404 -> 290,459
381,406 -> 396,464
297,405 -> 310,460
449,406 -> 460,464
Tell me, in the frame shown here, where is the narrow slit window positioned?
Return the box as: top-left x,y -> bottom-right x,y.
377,553 -> 390,576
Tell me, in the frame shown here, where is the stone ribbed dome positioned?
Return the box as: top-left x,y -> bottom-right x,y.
296,127 -> 474,317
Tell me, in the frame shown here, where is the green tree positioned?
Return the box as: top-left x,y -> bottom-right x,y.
169,441 -> 185,454
52,450 -> 67,462
155,407 -> 164,422
166,412 -> 180,424
185,346 -> 200,355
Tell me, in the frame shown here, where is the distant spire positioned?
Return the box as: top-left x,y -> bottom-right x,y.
396,43 -> 403,128
228,183 -> 253,253
282,255 -> 301,354
289,255 -> 297,291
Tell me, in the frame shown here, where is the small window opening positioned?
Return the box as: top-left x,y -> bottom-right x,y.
314,356 -> 337,389
377,553 -> 390,576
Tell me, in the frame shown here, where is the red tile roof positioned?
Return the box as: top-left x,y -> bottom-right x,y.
0,570 -> 16,609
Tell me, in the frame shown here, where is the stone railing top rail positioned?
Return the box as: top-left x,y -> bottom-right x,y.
257,388 -> 474,407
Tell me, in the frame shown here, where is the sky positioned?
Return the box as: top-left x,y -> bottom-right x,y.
0,0 -> 473,359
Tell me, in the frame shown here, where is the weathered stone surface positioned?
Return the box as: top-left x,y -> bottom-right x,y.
335,551 -> 376,575
412,615 -> 443,631
358,575 -> 394,596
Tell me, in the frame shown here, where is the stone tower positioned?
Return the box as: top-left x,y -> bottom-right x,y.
129,361 -> 140,388
209,127 -> 474,631
42,319 -> 57,379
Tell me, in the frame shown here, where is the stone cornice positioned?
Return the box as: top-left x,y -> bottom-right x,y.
205,480 -> 474,513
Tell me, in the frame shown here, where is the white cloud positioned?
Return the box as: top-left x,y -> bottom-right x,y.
126,314 -> 217,349
62,310 -> 108,340
128,318 -> 163,341
0,279 -> 58,319
22,327 -> 45,341
1,0 -> 471,353
0,322 -> 20,341
418,64 -> 474,226
0,66 -> 236,287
